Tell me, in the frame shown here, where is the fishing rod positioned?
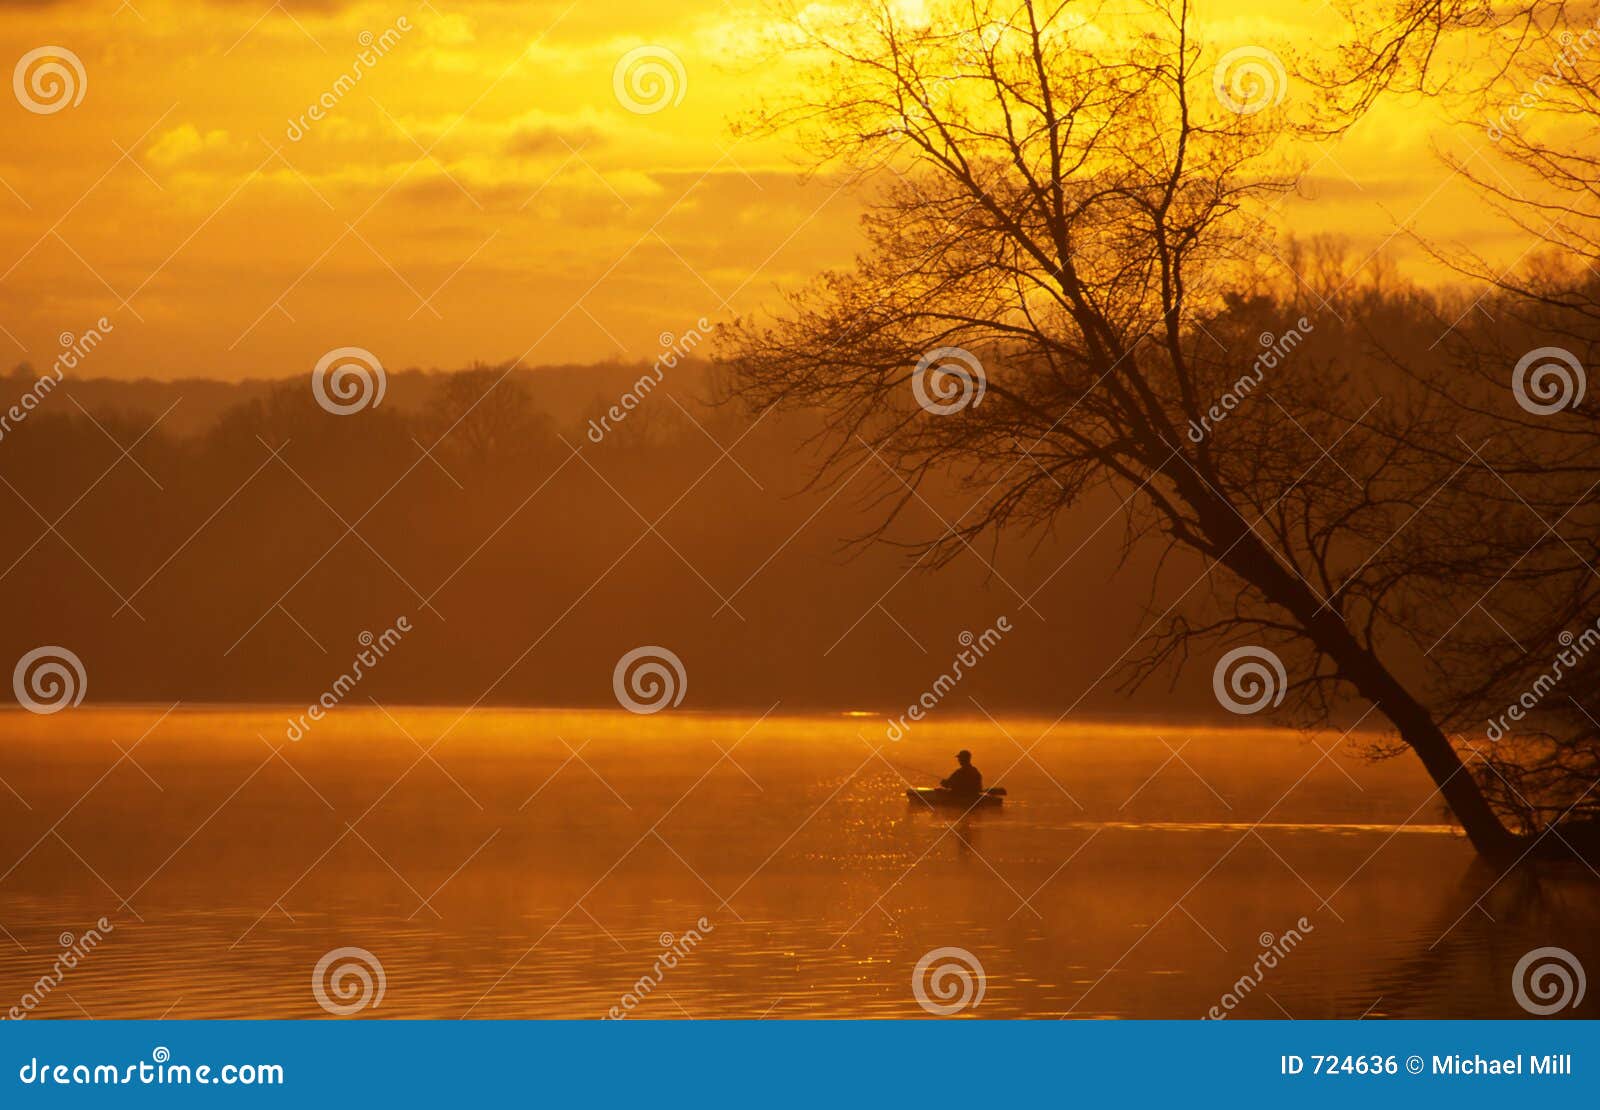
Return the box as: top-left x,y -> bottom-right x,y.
879,754 -> 1010,796
879,754 -> 948,782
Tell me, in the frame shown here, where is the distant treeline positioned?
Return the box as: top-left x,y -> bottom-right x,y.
0,355 -> 1190,718
0,279 -> 1483,722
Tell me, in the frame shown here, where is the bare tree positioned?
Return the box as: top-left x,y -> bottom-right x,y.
1321,0 -> 1551,115
717,0 -> 1600,858
1300,283 -> 1600,844
425,363 -> 551,467
1318,0 -> 1600,840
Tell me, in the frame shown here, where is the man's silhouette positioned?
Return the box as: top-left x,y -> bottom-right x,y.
941,750 -> 983,796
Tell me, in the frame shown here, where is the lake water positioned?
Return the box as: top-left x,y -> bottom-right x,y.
0,707 -> 1594,1019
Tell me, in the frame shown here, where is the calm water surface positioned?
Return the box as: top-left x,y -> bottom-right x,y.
0,707 -> 1594,1019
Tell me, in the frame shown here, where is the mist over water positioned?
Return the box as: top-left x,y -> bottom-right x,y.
0,707 -> 1592,1019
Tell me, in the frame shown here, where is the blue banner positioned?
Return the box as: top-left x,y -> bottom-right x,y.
3,1020 -> 1595,1105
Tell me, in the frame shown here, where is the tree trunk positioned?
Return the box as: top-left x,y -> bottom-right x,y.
1337,652 -> 1519,859
1204,506 -> 1520,859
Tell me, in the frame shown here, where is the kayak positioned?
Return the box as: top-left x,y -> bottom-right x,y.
906,787 -> 1006,809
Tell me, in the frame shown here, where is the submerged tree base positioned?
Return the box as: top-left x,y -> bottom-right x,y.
1509,821 -> 1600,868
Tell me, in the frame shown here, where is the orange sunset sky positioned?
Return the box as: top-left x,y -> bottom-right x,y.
0,0 -> 1536,381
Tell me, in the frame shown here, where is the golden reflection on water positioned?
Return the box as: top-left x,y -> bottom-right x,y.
0,707 -> 1593,1019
